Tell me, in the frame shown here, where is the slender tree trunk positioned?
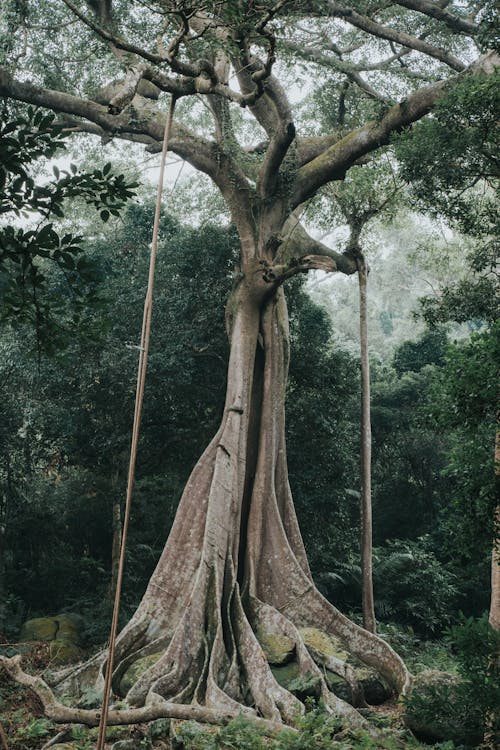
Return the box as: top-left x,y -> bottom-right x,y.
489,431 -> 499,631
108,478 -> 122,602
357,257 -> 376,634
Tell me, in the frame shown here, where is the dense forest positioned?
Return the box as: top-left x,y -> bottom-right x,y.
0,1 -> 498,749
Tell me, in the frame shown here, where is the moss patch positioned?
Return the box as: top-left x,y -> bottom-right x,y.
256,631 -> 295,665
299,627 -> 348,661
19,617 -> 58,642
49,639 -> 82,664
119,651 -> 163,696
270,661 -> 301,689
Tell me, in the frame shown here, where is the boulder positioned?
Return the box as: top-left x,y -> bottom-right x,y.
49,639 -> 83,664
19,617 -> 58,642
19,613 -> 83,645
354,666 -> 391,705
299,627 -> 391,705
55,614 -> 81,644
403,669 -> 481,746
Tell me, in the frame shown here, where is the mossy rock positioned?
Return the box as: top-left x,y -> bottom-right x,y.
324,670 -> 352,703
49,639 -> 83,664
271,663 -> 321,699
271,661 -> 301,689
18,613 -> 83,646
257,631 -> 295,665
120,651 -> 163,696
355,667 -> 391,705
403,669 -> 481,746
55,614 -> 81,644
19,617 -> 58,642
299,627 -> 348,661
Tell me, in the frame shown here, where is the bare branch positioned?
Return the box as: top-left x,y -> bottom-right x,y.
326,1 -> 466,71
393,0 -> 478,35
284,41 -> 389,102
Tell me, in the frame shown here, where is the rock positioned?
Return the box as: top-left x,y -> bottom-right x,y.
270,661 -> 301,689
257,631 -> 295,665
355,667 -> 391,705
18,613 -> 83,648
19,617 -> 58,642
299,627 -> 348,661
49,638 -> 83,664
119,651 -> 162,696
403,669 -> 481,746
271,663 -> 321,699
55,614 -> 81,644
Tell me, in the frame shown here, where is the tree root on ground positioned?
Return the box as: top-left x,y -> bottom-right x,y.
0,654 -> 290,735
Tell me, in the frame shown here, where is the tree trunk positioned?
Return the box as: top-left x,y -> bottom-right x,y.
56,251 -> 409,722
357,258 -> 377,634
107,469 -> 122,602
489,431 -> 499,631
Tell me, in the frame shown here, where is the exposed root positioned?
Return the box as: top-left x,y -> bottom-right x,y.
250,599 -> 369,728
0,655 -> 292,735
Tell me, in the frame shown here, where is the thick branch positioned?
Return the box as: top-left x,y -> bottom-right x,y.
292,52 -> 498,206
275,214 -> 357,276
326,1 -> 466,71
257,122 -> 296,197
394,0 -> 478,35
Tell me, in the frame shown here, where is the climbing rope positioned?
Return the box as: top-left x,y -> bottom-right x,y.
96,95 -> 177,750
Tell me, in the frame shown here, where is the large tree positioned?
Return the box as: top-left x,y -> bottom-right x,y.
0,0 -> 497,730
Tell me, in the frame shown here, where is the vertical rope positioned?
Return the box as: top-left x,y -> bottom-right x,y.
96,96 -> 176,750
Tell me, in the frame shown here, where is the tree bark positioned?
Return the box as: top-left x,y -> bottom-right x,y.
107,468 -> 122,603
357,257 -> 376,634
49,243 -> 409,724
489,431 -> 500,631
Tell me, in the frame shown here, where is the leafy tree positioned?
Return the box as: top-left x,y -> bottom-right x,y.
0,0 -> 496,728
0,106 -> 137,350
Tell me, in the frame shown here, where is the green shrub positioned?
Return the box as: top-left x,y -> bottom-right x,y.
403,615 -> 500,746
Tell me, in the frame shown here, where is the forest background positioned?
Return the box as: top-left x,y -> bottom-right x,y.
0,1 -> 498,748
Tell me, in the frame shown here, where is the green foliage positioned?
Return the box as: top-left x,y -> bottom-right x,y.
404,616 -> 500,747
373,538 -> 457,635
0,105 -> 137,349
392,329 -> 447,375
175,708 -> 429,750
394,71 -> 499,236
286,280 -> 360,571
317,538 -> 457,635
427,325 -> 498,560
